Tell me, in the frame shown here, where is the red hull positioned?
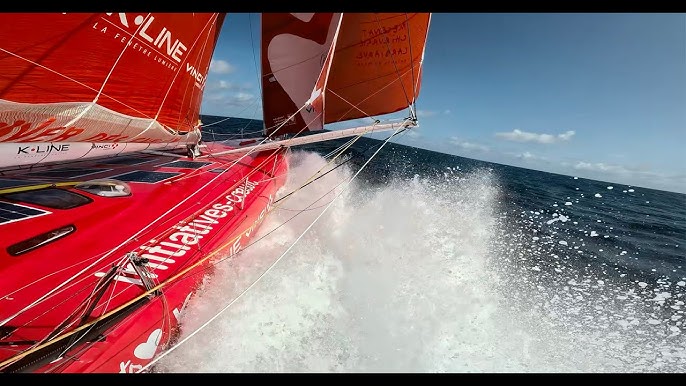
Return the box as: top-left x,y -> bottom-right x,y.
0,142 -> 288,372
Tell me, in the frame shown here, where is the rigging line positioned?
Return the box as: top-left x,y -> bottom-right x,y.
64,12 -> 149,130
0,145 -> 275,328
0,48 -> 153,120
203,128 -> 263,138
166,123 -> 290,185
141,13 -> 219,139
249,13 -> 264,104
0,248 -> 130,322
53,266 -> 125,358
126,147 -> 284,242
275,121 -> 408,205
19,133 -> 332,359
199,115 -> 231,128
27,124 -> 387,361
138,120 -> 409,373
2,93 -> 394,366
327,67 -> 414,122
197,102 -> 323,169
112,135 -> 358,297
11,259 -> 128,362
262,113 -> 376,204
95,13 -> 150,105
274,128 -> 373,205
245,104 -> 263,138
201,95 -> 260,135
4,103 -> 312,323
6,274 -> 106,349
0,16 -> 94,96
326,89 -> 376,121
322,136 -> 359,159
149,124 -> 404,312
0,247 -> 110,300
199,103 -> 262,135
202,97 -> 307,161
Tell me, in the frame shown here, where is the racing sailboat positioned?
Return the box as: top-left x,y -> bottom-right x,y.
0,12 -> 430,373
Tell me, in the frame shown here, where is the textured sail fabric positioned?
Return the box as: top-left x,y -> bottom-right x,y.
0,13 -> 224,144
325,13 -> 430,124
261,13 -> 342,137
261,13 -> 430,137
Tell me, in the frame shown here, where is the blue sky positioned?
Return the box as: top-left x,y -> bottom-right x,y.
201,13 -> 686,194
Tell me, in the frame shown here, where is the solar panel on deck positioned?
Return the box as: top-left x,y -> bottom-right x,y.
0,179 -> 42,189
160,161 -> 213,169
113,171 -> 181,183
0,201 -> 50,225
26,168 -> 107,179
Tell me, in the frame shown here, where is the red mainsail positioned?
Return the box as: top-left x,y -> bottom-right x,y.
0,13 -> 224,144
261,13 -> 341,136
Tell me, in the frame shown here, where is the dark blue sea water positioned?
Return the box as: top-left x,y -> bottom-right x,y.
160,115 -> 686,372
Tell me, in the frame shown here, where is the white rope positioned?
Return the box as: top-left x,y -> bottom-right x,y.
138,119 -> 409,373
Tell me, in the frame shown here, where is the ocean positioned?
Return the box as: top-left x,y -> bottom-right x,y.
156,115 -> 686,373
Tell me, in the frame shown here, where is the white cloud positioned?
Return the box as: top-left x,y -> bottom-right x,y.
218,80 -> 232,89
209,59 -> 235,74
558,131 -> 575,141
449,137 -> 489,152
204,93 -> 227,102
417,109 -> 438,118
495,129 -> 576,144
417,109 -> 451,118
227,92 -> 255,106
405,129 -> 421,139
203,91 -> 256,109
555,159 -> 686,193
573,161 -> 626,173
206,80 -> 253,93
514,151 -> 546,161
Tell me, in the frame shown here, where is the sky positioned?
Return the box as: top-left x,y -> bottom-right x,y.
201,13 -> 686,194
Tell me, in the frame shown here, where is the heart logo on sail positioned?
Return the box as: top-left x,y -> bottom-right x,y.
133,328 -> 162,360
267,14 -> 339,131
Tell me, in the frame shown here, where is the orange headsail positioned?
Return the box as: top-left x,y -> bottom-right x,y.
325,13 -> 431,124
260,13 -> 430,137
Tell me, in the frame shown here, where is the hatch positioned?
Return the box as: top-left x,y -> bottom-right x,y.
74,179 -> 132,197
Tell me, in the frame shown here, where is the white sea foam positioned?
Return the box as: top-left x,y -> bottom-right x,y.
155,151 -> 686,373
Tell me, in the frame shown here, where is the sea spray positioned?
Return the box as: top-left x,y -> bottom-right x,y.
156,150 -> 686,373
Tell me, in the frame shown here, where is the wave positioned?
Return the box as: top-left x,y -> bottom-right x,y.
155,150 -> 686,373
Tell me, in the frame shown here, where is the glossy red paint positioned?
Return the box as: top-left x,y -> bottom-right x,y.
0,142 -> 288,372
